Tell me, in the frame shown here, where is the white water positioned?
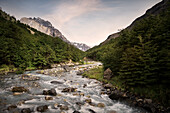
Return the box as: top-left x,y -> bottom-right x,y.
0,62 -> 146,113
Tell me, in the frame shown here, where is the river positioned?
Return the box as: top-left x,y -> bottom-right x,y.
0,62 -> 146,113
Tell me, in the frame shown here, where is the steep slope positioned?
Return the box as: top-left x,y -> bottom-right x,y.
101,0 -> 168,45
0,9 -> 84,72
71,42 -> 90,51
20,17 -> 91,51
86,0 -> 170,107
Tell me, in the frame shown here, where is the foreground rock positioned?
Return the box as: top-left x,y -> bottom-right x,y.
43,88 -> 57,96
37,105 -> 48,112
12,87 -> 28,92
7,105 -> 17,111
85,99 -> 92,103
60,105 -> 69,110
62,87 -> 77,93
97,103 -> 105,108
45,96 -> 53,100
21,108 -> 31,113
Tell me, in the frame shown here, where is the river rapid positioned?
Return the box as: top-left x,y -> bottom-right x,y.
0,62 -> 146,113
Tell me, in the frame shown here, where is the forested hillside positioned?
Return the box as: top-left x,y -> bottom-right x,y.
86,0 -> 170,106
0,9 -> 84,73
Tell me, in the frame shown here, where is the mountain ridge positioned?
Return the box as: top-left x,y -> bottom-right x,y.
101,0 -> 168,45
20,17 -> 90,51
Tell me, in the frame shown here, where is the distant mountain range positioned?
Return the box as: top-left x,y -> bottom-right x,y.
20,17 -> 90,51
71,42 -> 90,51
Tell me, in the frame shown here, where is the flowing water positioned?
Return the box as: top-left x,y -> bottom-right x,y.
0,62 -> 146,113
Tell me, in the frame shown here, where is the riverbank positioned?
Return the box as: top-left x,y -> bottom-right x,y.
0,60 -> 93,75
82,67 -> 170,113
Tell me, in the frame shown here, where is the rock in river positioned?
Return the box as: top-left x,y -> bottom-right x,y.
12,87 -> 28,92
62,87 -> 77,92
43,88 -> 57,96
60,105 -> 69,110
50,81 -> 63,84
37,105 -> 48,112
97,103 -> 105,108
85,99 -> 92,103
45,96 -> 53,100
7,105 -> 17,111
21,108 -> 31,113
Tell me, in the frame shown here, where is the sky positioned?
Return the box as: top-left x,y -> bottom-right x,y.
0,0 -> 162,47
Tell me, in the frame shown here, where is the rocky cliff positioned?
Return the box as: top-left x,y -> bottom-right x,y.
20,17 -> 70,43
101,0 -> 168,45
71,42 -> 90,51
20,17 -> 90,51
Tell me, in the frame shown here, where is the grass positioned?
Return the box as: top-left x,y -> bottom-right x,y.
82,66 -> 124,90
82,66 -> 107,82
82,66 -> 169,106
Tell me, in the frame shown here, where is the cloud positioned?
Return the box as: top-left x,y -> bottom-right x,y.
44,0 -> 105,28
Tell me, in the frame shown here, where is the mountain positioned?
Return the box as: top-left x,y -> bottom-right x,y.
0,9 -> 84,73
86,0 -> 169,107
20,17 -> 70,44
20,17 -> 90,51
71,42 -> 90,51
101,0 -> 169,45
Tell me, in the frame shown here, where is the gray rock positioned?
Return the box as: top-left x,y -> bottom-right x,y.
62,87 -> 77,93
50,81 -> 63,84
12,87 -> 28,92
21,108 -> 31,113
43,88 -> 57,96
7,105 -> 17,111
60,105 -> 69,110
37,105 -> 48,112
103,68 -> 112,79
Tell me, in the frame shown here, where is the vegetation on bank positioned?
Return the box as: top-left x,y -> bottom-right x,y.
0,9 -> 85,74
86,2 -> 170,106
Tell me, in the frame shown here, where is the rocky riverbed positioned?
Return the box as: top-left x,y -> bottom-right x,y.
0,62 -> 147,113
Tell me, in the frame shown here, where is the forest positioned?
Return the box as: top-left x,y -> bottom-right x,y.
86,3 -> 170,106
0,9 -> 84,73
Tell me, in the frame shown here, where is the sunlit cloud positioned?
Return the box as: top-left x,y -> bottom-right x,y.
44,0 -> 107,28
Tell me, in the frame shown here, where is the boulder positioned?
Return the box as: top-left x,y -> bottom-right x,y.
37,105 -> 48,112
12,87 -> 28,92
62,87 -> 77,93
103,68 -> 112,79
60,105 -> 69,110
76,102 -> 84,106
144,99 -> 152,104
43,88 -> 57,96
7,105 -> 17,111
103,83 -> 113,89
97,103 -> 105,108
109,90 -> 123,100
85,99 -> 92,103
50,81 -> 63,84
21,108 -> 31,113
45,96 -> 53,100
49,88 -> 57,96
